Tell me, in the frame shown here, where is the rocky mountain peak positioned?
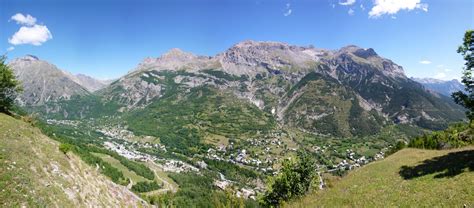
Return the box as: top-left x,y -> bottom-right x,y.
231,40 -> 291,50
339,45 -> 378,59
8,56 -> 90,105
216,40 -> 318,75
161,48 -> 197,60
132,48 -> 214,74
11,55 -> 42,65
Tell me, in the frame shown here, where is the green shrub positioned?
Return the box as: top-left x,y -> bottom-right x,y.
59,143 -> 74,154
262,151 -> 316,207
409,122 -> 473,149
0,55 -> 22,115
131,181 -> 161,193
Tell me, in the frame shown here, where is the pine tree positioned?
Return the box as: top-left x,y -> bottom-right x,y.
452,30 -> 474,121
0,55 -> 22,114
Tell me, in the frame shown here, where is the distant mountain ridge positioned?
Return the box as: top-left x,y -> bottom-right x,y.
412,77 -> 465,97
67,73 -> 110,92
8,55 -> 109,105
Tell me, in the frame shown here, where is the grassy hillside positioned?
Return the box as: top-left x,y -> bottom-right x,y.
290,147 -> 474,207
0,113 -> 145,207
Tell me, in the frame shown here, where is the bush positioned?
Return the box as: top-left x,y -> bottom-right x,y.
385,140 -> 406,155
113,153 -> 155,180
409,122 -> 473,149
131,181 -> 161,193
59,143 -> 74,154
0,55 -> 22,114
262,151 -> 316,207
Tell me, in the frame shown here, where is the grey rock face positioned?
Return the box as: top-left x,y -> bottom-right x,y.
131,48 -> 218,74
216,40 -> 321,76
104,41 -> 410,111
8,56 -> 90,106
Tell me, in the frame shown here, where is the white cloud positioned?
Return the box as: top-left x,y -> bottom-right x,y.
8,24 -> 52,46
6,46 -> 15,52
444,68 -> 452,72
416,3 -> 428,12
10,13 -> 37,26
283,3 -> 292,16
369,0 -> 429,18
434,72 -> 446,79
360,4 -> 365,11
348,8 -> 355,15
419,60 -> 431,64
339,0 -> 356,6
436,64 -> 444,68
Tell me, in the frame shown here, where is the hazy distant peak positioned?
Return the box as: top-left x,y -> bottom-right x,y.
411,77 -> 459,84
74,73 -> 109,92
412,77 -> 465,97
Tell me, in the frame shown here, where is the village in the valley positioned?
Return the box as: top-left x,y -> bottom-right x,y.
46,117 -> 389,199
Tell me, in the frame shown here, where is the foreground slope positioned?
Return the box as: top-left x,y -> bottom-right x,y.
0,113 -> 145,207
291,147 -> 474,207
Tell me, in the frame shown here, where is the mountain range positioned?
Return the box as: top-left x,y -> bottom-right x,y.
411,77 -> 466,97
10,41 -> 465,135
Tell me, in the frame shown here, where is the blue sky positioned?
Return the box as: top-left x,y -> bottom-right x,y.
1,0 -> 472,80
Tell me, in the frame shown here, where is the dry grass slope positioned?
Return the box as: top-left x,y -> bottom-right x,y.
0,113 -> 147,207
290,147 -> 474,207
